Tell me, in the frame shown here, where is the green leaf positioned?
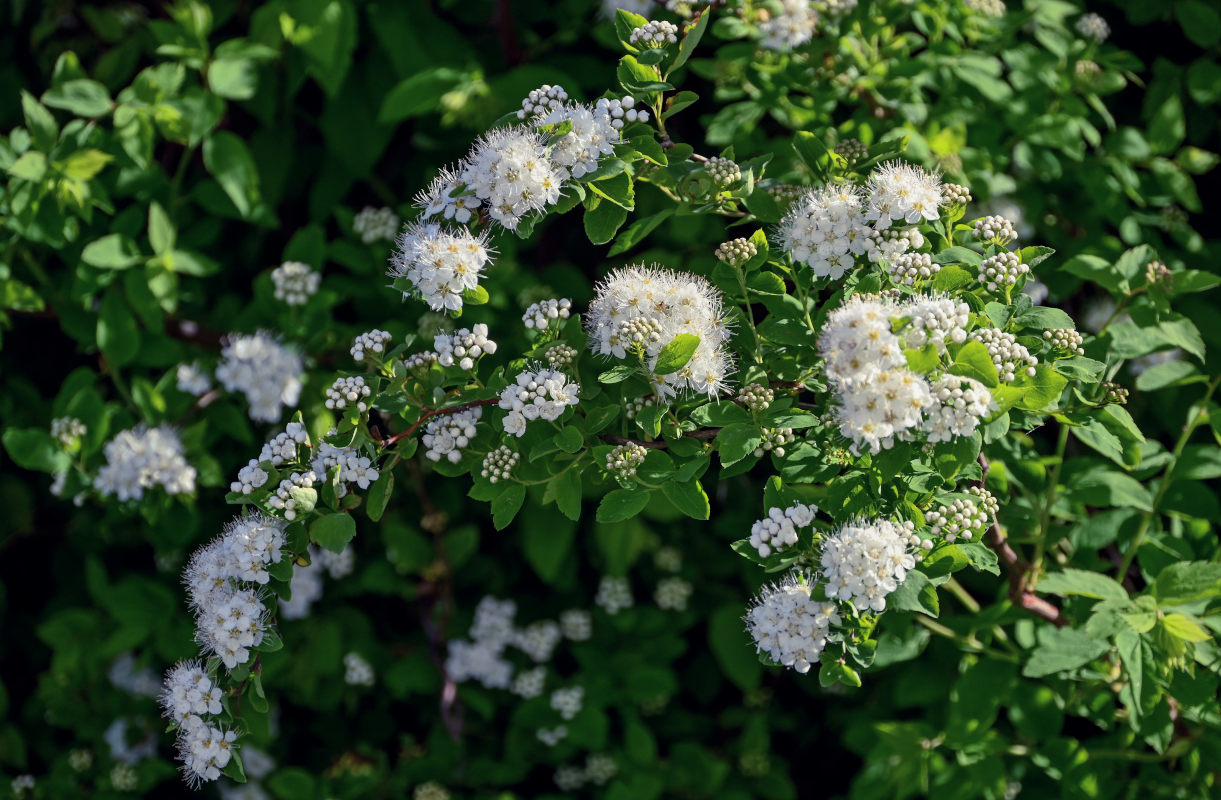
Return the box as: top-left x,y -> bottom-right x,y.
42,79 -> 112,117
792,131 -> 834,182
584,197 -> 629,245
523,517 -> 575,584
607,209 -> 673,256
1134,360 -> 1200,391
2,429 -> 71,474
97,289 -> 139,367
366,470 -> 394,522
669,7 -> 709,76
207,58 -> 259,100
661,479 -> 710,520
931,265 -> 974,292
888,571 -> 939,617
21,90 -> 58,151
310,513 -> 357,553
554,426 -> 584,454
222,749 -> 247,783
1038,569 -> 1128,600
1066,466 -> 1153,511
1013,364 -> 1067,411
588,172 -> 634,210
715,423 -> 761,466
82,234 -> 142,270
1014,306 -> 1075,332
148,202 -> 176,256
1161,613 -> 1211,642
462,284 -> 490,306
203,131 -> 260,218
949,340 -> 999,388
553,468 -> 582,521
653,334 -> 700,375
492,483 -> 527,530
1153,561 -> 1221,605
378,67 -> 465,122
61,149 -> 113,180
596,488 -> 651,523
1022,628 -> 1110,678
7,152 -> 47,181
708,603 -> 761,690
598,365 -> 636,384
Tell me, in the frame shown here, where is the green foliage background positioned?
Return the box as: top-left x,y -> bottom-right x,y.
1,0 -> 1219,798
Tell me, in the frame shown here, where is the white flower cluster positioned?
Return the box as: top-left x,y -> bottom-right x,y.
230,460 -> 269,495
216,333 -> 303,422
52,416 -> 86,446
889,252 -> 938,285
259,421 -> 310,465
1044,328 -> 1085,355
869,225 -> 926,263
705,156 -> 741,185
554,754 -> 618,792
977,251 -> 1029,292
268,471 -> 315,520
481,445 -> 519,483
944,182 -> 972,205
560,609 -> 592,640
715,237 -> 758,267
903,295 -> 969,352
755,427 -> 796,458
746,574 -> 840,674
511,666 -> 546,698
158,661 -> 224,732
973,215 -> 1017,244
499,367 -> 581,437
551,686 -> 584,720
311,442 -> 380,489
739,383 -> 774,413
924,374 -> 993,443
543,102 -> 622,179
515,620 -> 563,663
834,137 -> 868,164
655,546 -> 682,572
94,425 -> 197,501
820,519 -> 920,612
415,168 -> 480,225
630,20 -> 679,47
925,497 -> 989,543
516,83 -> 568,119
596,95 -> 649,129
595,575 -> 633,614
865,161 -> 945,227
971,327 -> 1038,381
655,576 -> 693,610
435,324 -> 497,370
446,597 -> 570,691
606,442 -> 648,479
413,782 -> 450,800
390,223 -> 493,313
462,126 -> 567,229
625,394 -> 656,420
405,350 -> 439,371
422,406 -> 482,463
270,261 -> 320,306
966,0 -> 1006,17
969,485 -> 1000,519
352,206 -> 400,243
522,297 -> 572,330
546,343 -> 577,368
749,502 -> 818,558
778,184 -> 874,279
587,264 -> 734,398
759,0 -> 818,50
1076,12 -> 1109,42
324,376 -> 371,412
343,652 -> 375,686
350,329 -> 392,362
176,362 -> 212,396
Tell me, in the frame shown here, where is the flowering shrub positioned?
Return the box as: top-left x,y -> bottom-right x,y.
2,1 -> 1220,798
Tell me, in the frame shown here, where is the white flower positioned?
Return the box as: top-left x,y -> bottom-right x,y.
902,295 -> 969,352
517,83 -> 569,119
270,261 -> 320,306
267,470 -> 316,521
833,368 -> 933,455
176,723 -> 238,786
513,620 -> 562,663
511,665 -> 547,698
415,167 -> 482,225
655,576 -> 693,610
324,376 -> 372,413
351,329 -> 393,362
216,332 -> 303,422
586,264 -> 734,397
746,573 -> 839,673
460,126 -> 567,230
413,781 -> 451,800
481,445 -> 519,483
522,297 -> 573,330
314,544 -> 355,578
630,20 -> 679,47
1075,12 -> 1109,42
51,416 -> 87,447
311,441 -> 380,489
560,609 -> 592,640
594,95 -> 650,129
865,161 -> 945,227
176,363 -> 212,396
820,519 -> 919,612
258,421 -> 310,465
434,324 -> 498,371
924,374 -> 993,444
499,367 -> 580,436
749,502 -> 818,558
595,575 -> 633,614
778,184 -> 873,279
389,224 -> 493,313
759,0 -> 819,51
422,406 -> 482,463
344,652 -> 375,686
977,251 -> 1029,292
550,686 -> 584,720
158,660 -> 224,731
446,638 -> 513,689
817,296 -> 907,385
353,206 -> 400,243
540,103 -> 622,178
925,497 -> 990,543
94,425 -> 196,501
971,327 -> 1038,382
584,753 -> 618,786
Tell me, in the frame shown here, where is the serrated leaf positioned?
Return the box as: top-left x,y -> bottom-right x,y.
310,513 -> 356,553
492,483 -> 526,530
596,488 -> 650,523
653,334 -> 700,375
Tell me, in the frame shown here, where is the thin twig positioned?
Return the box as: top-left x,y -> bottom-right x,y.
382,398 -> 502,448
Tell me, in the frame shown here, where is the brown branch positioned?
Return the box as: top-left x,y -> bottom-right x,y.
599,428 -> 719,450
382,398 -> 502,448
978,454 -> 1066,627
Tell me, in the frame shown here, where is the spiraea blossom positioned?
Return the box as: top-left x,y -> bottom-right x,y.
758,0 -> 819,51
924,374 -> 993,443
324,376 -> 371,412
422,406 -> 482,463
311,442 -> 380,489
971,327 -> 1038,381
51,416 -> 86,446
270,261 -> 320,306
595,575 -> 633,614
819,519 -> 921,612
460,126 -> 567,229
542,103 -> 621,178
594,95 -> 649,129
434,324 -> 497,370
749,502 -> 818,558
176,723 -> 238,786
902,295 -> 969,352
818,296 -> 907,385
390,223 -> 493,312
746,573 -> 840,674
586,264 -> 734,398
416,167 -> 481,225
517,83 -> 568,119
630,20 -> 679,47
522,297 -> 572,330
158,661 -> 223,731
343,652 -> 375,686
350,329 -> 392,362
215,332 -> 303,423
176,362 -> 212,396
833,367 -> 933,454
94,425 -> 197,501
352,206 -> 400,243
779,184 -> 873,279
864,161 -> 945,227
258,421 -> 310,466
499,367 -> 581,436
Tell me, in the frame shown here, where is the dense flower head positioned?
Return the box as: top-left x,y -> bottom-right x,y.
270,261 -> 319,306
1044,328 -> 1085,355
749,502 -> 818,558
499,367 -> 581,436
924,374 -> 993,443
978,251 -> 1028,292
551,686 -> 584,720
586,264 -> 734,398
258,421 -> 310,465
350,329 -> 392,362
655,576 -> 693,610
460,126 -> 567,229
541,103 -> 621,179
51,416 -> 86,447
311,442 -> 380,489
864,161 -> 945,227
176,363 -> 212,396
511,665 -> 547,698
514,620 -> 562,663
630,20 -> 679,47
422,406 -> 482,463
517,83 -> 568,119
746,573 -> 839,673
889,252 -> 938,286
971,327 -> 1038,381
344,652 -> 375,686
926,496 -> 990,543
94,424 -> 197,501
973,214 -> 1018,244
759,0 -> 819,50
177,722 -> 238,786
819,519 -> 920,612
778,184 -> 873,279
595,575 -> 633,614
268,470 -> 315,521
1076,12 -> 1109,42
158,660 -> 223,731
560,609 -> 592,640
833,367 -> 933,454
434,324 -> 497,370
546,343 -> 577,368
594,95 -> 649,129
902,295 -> 970,352
415,167 -> 481,225
522,297 -> 572,330
353,206 -> 401,243
390,223 -> 493,313
325,376 -> 371,412
755,426 -> 797,458
705,156 -> 741,185
818,296 -> 907,385
481,445 -> 519,483
606,442 -> 648,479
216,332 -> 303,422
